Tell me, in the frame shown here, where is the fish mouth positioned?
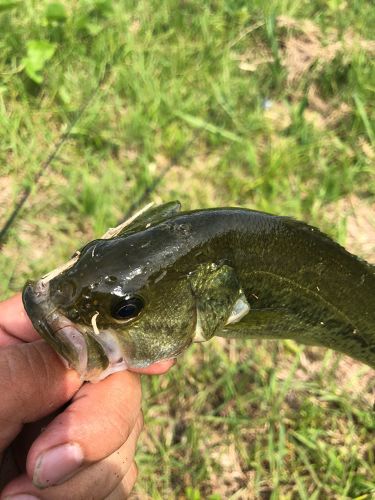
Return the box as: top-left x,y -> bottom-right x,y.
22,280 -> 89,375
22,280 -> 130,381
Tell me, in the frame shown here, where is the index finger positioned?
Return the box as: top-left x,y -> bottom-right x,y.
0,294 -> 39,345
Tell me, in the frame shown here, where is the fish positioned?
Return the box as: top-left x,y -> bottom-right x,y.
22,201 -> 375,382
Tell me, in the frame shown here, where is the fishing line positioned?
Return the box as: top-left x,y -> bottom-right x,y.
0,63 -> 110,248
0,42 -> 202,245
122,130 -> 200,221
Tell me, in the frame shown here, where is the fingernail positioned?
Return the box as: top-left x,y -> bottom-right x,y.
4,495 -> 40,500
33,443 -> 84,488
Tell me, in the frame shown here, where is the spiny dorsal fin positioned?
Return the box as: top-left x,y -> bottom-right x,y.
101,201 -> 181,239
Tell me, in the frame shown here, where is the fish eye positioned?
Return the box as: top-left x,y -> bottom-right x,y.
111,296 -> 144,320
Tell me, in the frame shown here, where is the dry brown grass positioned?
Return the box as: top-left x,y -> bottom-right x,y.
326,195 -> 375,264
277,16 -> 375,84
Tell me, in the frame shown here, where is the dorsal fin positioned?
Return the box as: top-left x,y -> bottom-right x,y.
101,201 -> 181,239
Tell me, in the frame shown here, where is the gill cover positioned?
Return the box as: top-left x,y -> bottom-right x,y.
189,263 -> 250,342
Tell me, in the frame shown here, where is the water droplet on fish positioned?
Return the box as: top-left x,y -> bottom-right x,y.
125,267 -> 143,280
113,285 -> 125,296
105,275 -> 117,283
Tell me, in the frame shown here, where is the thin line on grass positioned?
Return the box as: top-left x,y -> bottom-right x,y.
0,33 -> 134,247
0,69 -> 108,247
122,120 -> 209,221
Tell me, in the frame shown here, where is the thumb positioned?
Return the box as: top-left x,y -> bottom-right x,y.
0,340 -> 81,452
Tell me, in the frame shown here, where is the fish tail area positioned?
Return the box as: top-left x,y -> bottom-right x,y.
219,308 -> 375,369
229,217 -> 375,368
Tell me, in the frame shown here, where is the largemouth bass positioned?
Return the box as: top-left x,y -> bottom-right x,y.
22,201 -> 375,381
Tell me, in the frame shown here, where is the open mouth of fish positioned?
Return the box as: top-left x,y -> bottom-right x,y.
22,281 -> 129,381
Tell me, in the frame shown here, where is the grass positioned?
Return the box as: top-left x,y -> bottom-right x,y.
1,0 -> 374,498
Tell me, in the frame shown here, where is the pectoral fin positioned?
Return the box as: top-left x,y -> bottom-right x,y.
226,295 -> 250,325
189,263 -> 250,342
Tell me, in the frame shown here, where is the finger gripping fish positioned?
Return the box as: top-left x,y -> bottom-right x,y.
22,202 -> 375,381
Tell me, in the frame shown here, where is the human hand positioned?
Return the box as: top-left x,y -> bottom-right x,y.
0,294 -> 174,499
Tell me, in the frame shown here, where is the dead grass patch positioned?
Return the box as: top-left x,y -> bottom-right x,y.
358,138 -> 374,161
231,37 -> 274,74
0,176 -> 15,220
209,443 -> 253,499
304,84 -> 352,130
155,151 -> 221,208
277,16 -> 375,84
326,195 -> 375,264
263,101 -> 292,131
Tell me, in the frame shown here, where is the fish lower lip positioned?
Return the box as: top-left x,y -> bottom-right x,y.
55,325 -> 88,374
23,280 -> 130,382
22,279 -> 88,372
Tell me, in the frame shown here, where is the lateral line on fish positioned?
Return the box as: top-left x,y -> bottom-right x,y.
248,270 -> 354,329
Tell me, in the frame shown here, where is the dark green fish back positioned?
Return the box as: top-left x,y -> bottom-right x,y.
216,212 -> 375,368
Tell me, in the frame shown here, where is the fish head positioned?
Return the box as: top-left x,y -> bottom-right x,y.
23,202 -> 250,381
22,223 -> 198,381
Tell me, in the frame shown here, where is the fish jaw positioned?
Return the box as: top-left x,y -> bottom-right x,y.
22,280 -> 89,373
22,280 -> 133,381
